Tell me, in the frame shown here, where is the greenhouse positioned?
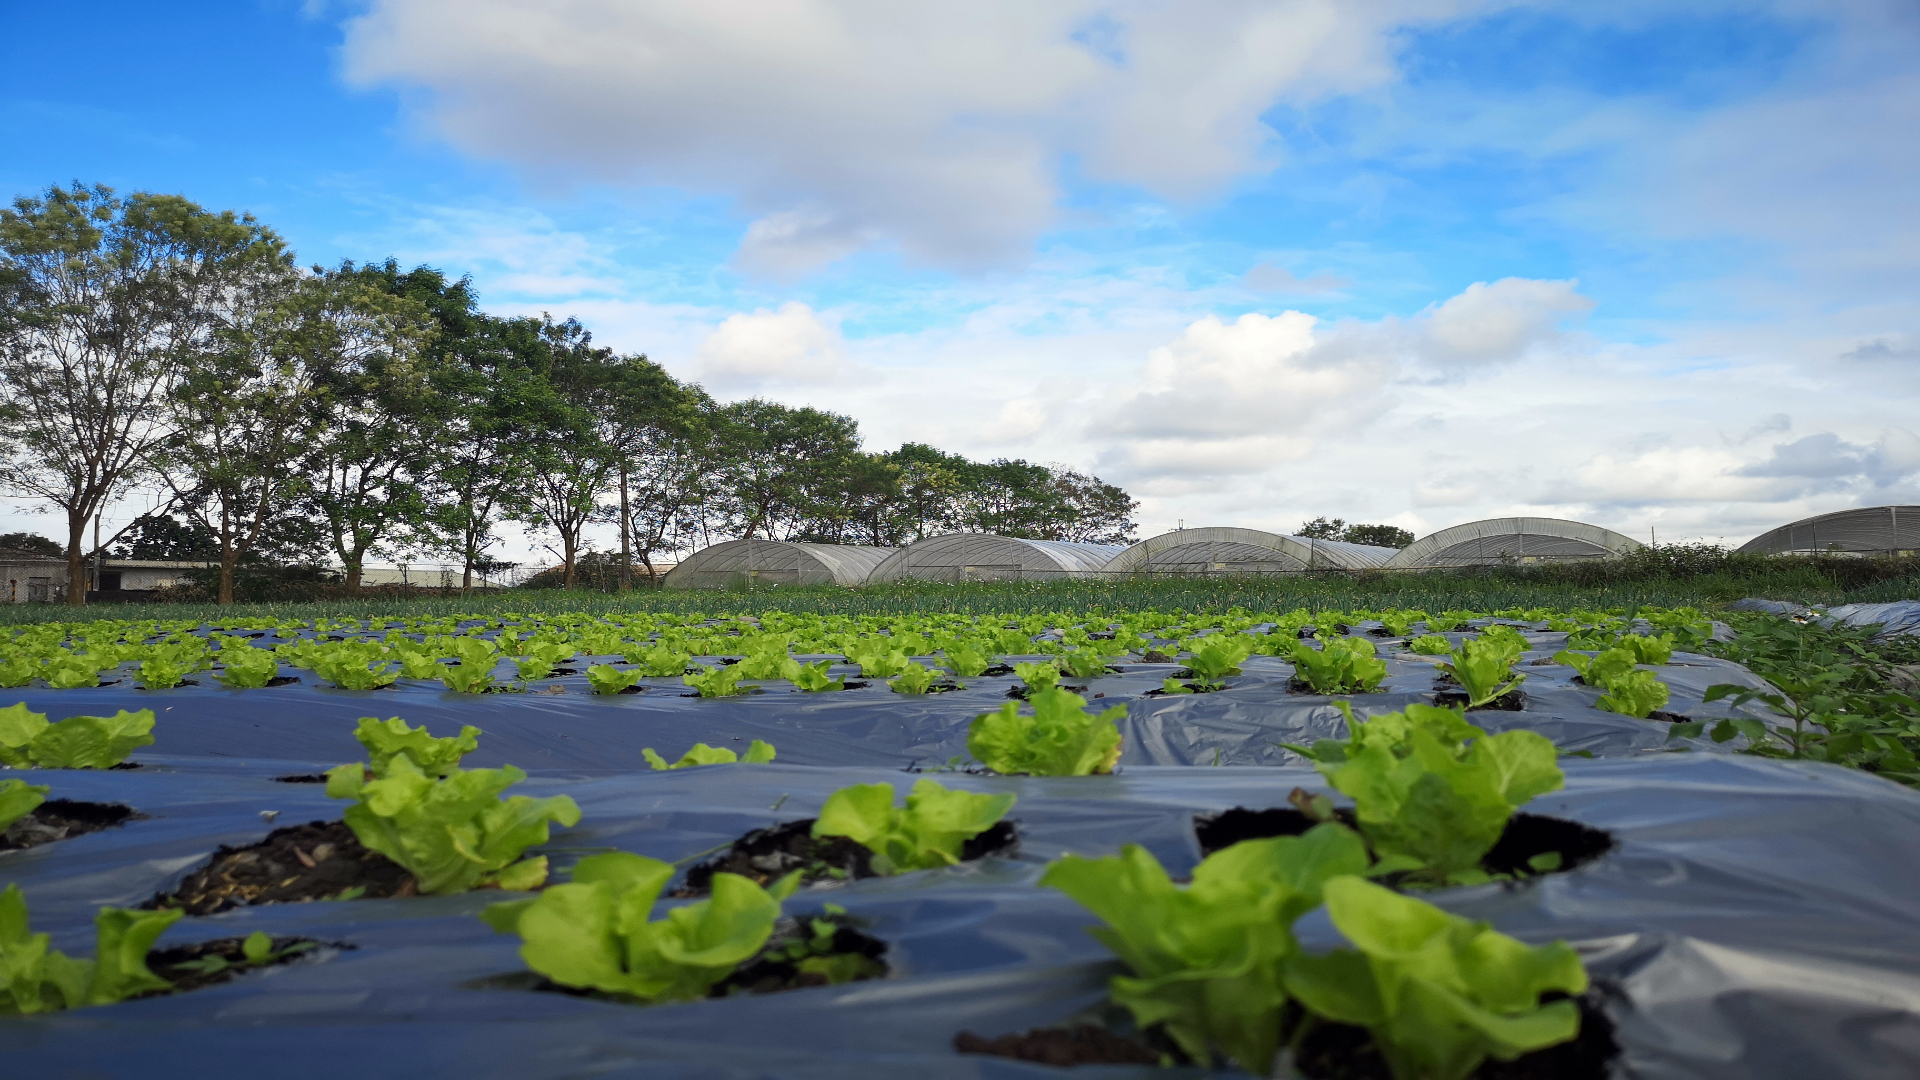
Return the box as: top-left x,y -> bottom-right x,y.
1384,516 -> 1643,568
865,533 -> 1123,582
1103,526 -> 1398,575
1737,504 -> 1920,556
660,538 -> 894,589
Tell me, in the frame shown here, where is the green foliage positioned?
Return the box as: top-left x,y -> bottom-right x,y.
213,645 -> 278,688
313,644 -> 398,690
165,931 -> 315,978
0,777 -> 49,831
1013,661 -> 1061,693
1407,633 -> 1453,655
1596,670 -> 1670,718
586,663 -> 645,695
0,705 -> 155,769
632,644 -> 693,677
1060,648 -> 1111,680
787,658 -> 845,692
1301,702 -> 1563,884
812,779 -> 1014,875
1284,876 -> 1587,1080
40,656 -> 100,689
481,852 -> 795,1003
642,740 -> 776,769
1615,632 -> 1676,666
351,715 -> 480,777
1185,634 -> 1253,684
1439,635 -> 1527,708
0,657 -> 35,688
136,657 -> 192,689
888,663 -> 938,694
942,643 -> 992,678
682,664 -> 754,697
324,755 -> 580,894
1291,636 -> 1389,694
1041,824 -> 1369,1073
967,687 -> 1124,776
1,885 -> 185,1014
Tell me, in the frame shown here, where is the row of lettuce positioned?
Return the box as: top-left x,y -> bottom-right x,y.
4,691 -> 1589,1080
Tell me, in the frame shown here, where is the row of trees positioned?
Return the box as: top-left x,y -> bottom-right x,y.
0,183 -> 1138,604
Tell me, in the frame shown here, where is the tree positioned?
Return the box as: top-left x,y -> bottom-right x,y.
1343,523 -> 1414,549
1297,516 -> 1347,540
504,317 -> 623,589
1044,467 -> 1139,545
293,261 -> 441,590
111,514 -> 218,559
0,532 -> 62,557
710,400 -> 862,541
604,376 -> 718,586
0,183 -> 287,604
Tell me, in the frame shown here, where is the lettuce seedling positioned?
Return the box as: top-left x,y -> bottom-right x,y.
166,931 -> 315,978
0,777 -> 48,831
1185,635 -> 1253,686
1595,669 -> 1669,718
683,664 -> 754,697
351,715 -> 479,778
643,740 -> 776,769
889,664 -> 938,694
1160,677 -> 1195,695
392,647 -> 442,680
1307,703 -> 1563,884
481,852 -> 796,1003
1615,633 -> 1675,666
213,646 -> 278,689
848,645 -> 911,679
1014,661 -> 1062,693
314,645 -> 398,690
787,659 -> 845,692
1,885 -> 184,1013
1058,649 -> 1109,681
324,756 -> 580,894
632,645 -> 693,677
942,643 -> 992,678
0,705 -> 155,769
41,656 -> 100,689
1284,876 -> 1587,1080
587,664 -> 645,695
1291,636 -> 1389,694
1551,647 -> 1636,689
1439,637 -> 1527,708
968,687 -> 1124,776
137,657 -> 192,690
812,779 -> 1015,875
1407,634 -> 1452,656
1042,824 -> 1369,1074
0,658 -> 35,689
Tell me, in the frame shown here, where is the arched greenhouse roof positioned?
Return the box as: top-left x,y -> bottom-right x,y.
1384,517 -> 1643,569
661,539 -> 894,589
1737,505 -> 1920,555
866,533 -> 1124,583
1104,526 -> 1398,574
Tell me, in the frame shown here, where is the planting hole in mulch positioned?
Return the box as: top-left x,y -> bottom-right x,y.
1287,678 -> 1386,696
144,935 -> 348,996
1006,683 -> 1088,700
273,773 -> 328,783
1,798 -> 145,851
1291,991 -> 1618,1080
265,676 -> 302,687
955,1025 -> 1168,1066
1193,803 -> 1614,880
144,819 -> 416,915
671,817 -> 1019,897
1434,688 -> 1529,712
1646,710 -> 1693,723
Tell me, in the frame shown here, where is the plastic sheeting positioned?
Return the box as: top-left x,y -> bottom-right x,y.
6,754 -> 1920,1078
1729,597 -> 1920,639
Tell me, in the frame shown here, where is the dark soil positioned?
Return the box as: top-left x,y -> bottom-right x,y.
265,676 -> 302,687
1005,683 -> 1089,700
1287,678 -> 1382,696
982,663 -> 1017,676
1434,688 -> 1529,712
273,774 -> 328,783
145,819 -> 416,914
1,798 -> 145,851
1647,710 -> 1693,723
1146,680 -> 1224,697
1293,991 -> 1618,1080
955,1025 -> 1165,1066
1194,804 -> 1614,880
145,935 -> 344,996
1138,651 -> 1174,664
709,914 -> 889,996
674,817 -> 1020,896
139,680 -> 200,688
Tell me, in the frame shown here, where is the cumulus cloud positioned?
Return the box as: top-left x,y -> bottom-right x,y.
1414,278 -> 1594,367
340,0 -> 1484,275
694,302 -> 852,389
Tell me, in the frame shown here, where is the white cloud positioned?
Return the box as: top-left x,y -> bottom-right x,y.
1415,278 -> 1594,367
1243,263 -> 1351,294
340,0 -> 1487,275
694,302 -> 852,390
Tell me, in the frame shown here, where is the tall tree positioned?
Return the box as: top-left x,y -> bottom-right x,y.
710,399 -> 862,541
293,261 -> 440,590
0,183 -> 286,604
504,317 -> 619,589
596,363 -> 712,588
1044,467 -> 1139,545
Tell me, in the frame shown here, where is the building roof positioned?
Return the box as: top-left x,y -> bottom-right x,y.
867,533 -> 1123,582
1105,526 -> 1398,574
663,539 -> 896,589
1737,505 -> 1920,554
1385,517 -> 1643,568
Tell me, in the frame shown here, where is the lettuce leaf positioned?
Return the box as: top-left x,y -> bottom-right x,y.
812,779 -> 1014,875
967,687 -> 1123,776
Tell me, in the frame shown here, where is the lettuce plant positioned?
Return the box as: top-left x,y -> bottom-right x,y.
1439,636 -> 1527,708
0,658 -> 35,689
968,688 -> 1124,776
1,884 -> 183,1013
1041,824 -> 1369,1073
812,779 -> 1014,875
137,657 -> 192,690
632,645 -> 693,677
848,645 -> 912,679
643,740 -> 776,769
0,705 -> 155,769
1284,876 -> 1587,1080
787,659 -> 845,692
392,647 -> 442,680
1291,637 -> 1388,694
1185,635 -> 1253,686
324,756 -> 580,894
1300,703 -> 1563,884
1596,669 -> 1670,718
0,777 -> 48,831
889,664 -> 937,694
1552,647 -> 1635,689
1616,633 -> 1675,666
352,715 -> 479,778
942,643 -> 992,678
40,656 -> 100,689
683,664 -> 754,697
213,646 -> 278,689
314,644 -> 398,690
481,852 -> 796,1003
1013,661 -> 1062,693
1407,634 -> 1453,656
587,664 -> 645,695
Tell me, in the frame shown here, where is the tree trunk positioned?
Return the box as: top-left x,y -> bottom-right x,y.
344,559 -> 364,591
219,548 -> 238,605
619,464 -> 632,592
562,531 -> 578,589
65,513 -> 87,606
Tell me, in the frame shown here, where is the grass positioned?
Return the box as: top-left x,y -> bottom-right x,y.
3,556 -> 1914,627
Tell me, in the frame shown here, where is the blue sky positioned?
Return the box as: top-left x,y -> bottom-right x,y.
4,1 -> 1917,562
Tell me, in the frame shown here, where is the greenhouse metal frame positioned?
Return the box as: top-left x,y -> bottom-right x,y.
1384,517 -> 1643,569
661,538 -> 895,589
1103,526 -> 1398,575
865,533 -> 1123,583
1737,505 -> 1920,556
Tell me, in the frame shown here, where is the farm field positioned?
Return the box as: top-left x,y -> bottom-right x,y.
2,595 -> 1919,1078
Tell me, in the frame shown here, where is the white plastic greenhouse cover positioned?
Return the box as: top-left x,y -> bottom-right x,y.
1104,526 -> 1398,574
865,533 -> 1125,583
661,539 -> 895,589
1384,517 -> 1643,568
1737,505 -> 1920,555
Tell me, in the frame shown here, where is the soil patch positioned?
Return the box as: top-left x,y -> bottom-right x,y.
673,817 -> 1020,896
1138,651 -> 1173,664
1006,684 -> 1088,700
273,774 -> 328,783
1194,804 -> 1613,880
265,676 -> 302,687
1293,991 -> 1618,1080
1646,710 -> 1692,723
1287,678 -> 1384,696
1,798 -> 145,851
955,1025 -> 1166,1066
144,935 -> 345,996
709,914 -> 889,996
1434,688 -> 1529,712
145,819 -> 416,914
